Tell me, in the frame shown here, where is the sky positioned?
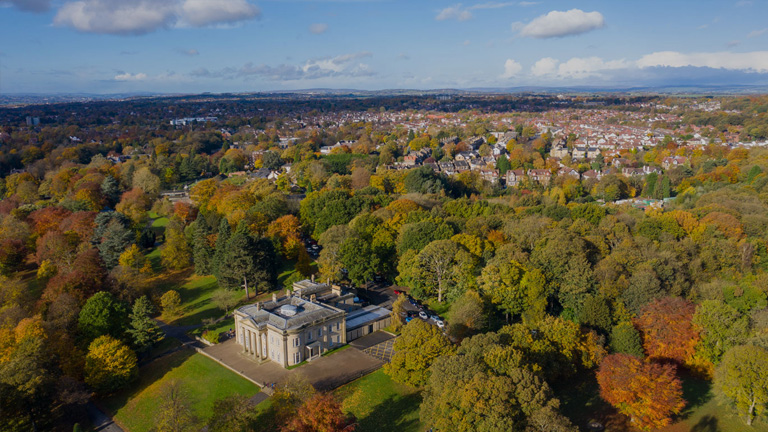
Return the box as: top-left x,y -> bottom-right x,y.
1,0 -> 768,94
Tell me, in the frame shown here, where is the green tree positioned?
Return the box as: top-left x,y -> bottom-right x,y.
339,237 -> 379,286
448,290 -> 486,339
396,220 -> 454,255
97,218 -> 134,269
384,319 -> 454,387
127,296 -> 163,353
212,288 -> 240,315
78,291 -> 130,342
193,214 -> 214,275
642,172 -> 658,198
496,154 -> 511,175
693,300 -> 749,365
262,151 -> 284,171
207,395 -> 256,432
479,257 -> 526,318
212,218 -> 231,277
84,335 -> 138,393
609,322 -> 644,357
398,239 -> 476,303
217,224 -> 276,298
714,345 -> 768,426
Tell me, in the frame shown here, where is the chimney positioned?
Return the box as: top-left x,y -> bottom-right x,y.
311,274 -> 315,282
256,302 -> 261,311
286,288 -> 291,298
272,293 -> 277,303
310,294 -> 316,303
332,285 -> 342,296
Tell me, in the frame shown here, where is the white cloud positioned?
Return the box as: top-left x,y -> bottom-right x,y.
748,28 -> 768,38
193,52 -> 375,81
557,56 -> 628,78
637,51 -> 768,73
179,0 -> 259,27
500,58 -> 522,79
114,72 -> 147,81
0,0 -> 50,12
531,57 -> 558,76
435,4 -> 472,21
436,1 -> 519,21
519,9 -> 604,38
179,48 -> 199,56
518,1 -> 539,6
309,23 -> 328,34
53,0 -> 259,35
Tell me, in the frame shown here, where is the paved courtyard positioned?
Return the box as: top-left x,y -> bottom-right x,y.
362,338 -> 395,362
200,338 -> 384,392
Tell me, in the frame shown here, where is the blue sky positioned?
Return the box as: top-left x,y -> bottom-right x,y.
1,0 -> 768,93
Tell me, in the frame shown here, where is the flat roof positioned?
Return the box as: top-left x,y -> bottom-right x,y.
345,305 -> 391,330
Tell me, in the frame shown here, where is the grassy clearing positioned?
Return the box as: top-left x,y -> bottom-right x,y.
169,275 -> 223,326
103,351 -> 260,432
335,369 -> 424,432
425,299 -> 451,318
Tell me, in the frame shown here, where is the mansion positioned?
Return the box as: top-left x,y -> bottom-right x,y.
234,279 -> 391,368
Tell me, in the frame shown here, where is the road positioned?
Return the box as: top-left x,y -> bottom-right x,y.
86,402 -> 124,432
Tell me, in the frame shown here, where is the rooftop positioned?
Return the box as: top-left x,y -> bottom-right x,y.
237,296 -> 343,332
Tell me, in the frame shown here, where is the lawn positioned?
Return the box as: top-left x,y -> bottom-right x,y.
334,369 -> 424,432
102,350 -> 260,432
150,217 -> 169,236
170,274 -> 223,326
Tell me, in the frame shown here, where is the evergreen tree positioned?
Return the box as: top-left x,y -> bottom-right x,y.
496,154 -> 511,175
658,176 -> 671,199
193,214 -> 214,275
98,220 -> 134,269
642,172 -> 658,198
78,292 -> 130,343
100,175 -> 121,207
216,224 -> 276,299
212,218 -> 231,279
127,296 -> 163,353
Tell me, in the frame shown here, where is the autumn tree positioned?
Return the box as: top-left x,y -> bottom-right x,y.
160,290 -> 182,318
714,345 -> 768,426
115,188 -> 152,224
84,335 -> 138,393
634,297 -> 700,366
155,380 -> 197,432
384,319 -> 454,387
282,393 -> 355,432
448,290 -> 486,339
597,354 -> 685,430
610,322 -> 644,357
207,395 -> 257,432
390,294 -> 407,332
161,219 -> 192,270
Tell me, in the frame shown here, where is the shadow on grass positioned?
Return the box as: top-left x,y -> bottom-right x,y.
679,370 -> 713,420
690,415 -> 719,432
102,348 -> 194,415
354,393 -> 422,432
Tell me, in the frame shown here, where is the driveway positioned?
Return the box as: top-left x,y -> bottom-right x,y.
86,402 -> 124,432
200,339 -> 384,392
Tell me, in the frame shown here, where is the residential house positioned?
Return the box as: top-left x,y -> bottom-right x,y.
505,169 -> 526,187
529,169 -> 552,185
662,156 -> 687,170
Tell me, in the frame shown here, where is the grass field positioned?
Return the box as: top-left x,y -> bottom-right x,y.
335,370 -> 424,432
103,350 -> 260,432
170,275 -> 223,326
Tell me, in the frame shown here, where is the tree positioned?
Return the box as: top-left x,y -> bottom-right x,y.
396,220 -> 454,255
193,214 -> 215,275
155,380 -> 197,432
132,167 -> 161,196
212,289 -> 240,315
160,290 -> 182,318
212,218 -> 231,276
0,238 -> 27,275
634,297 -> 700,366
479,257 -> 526,318
449,290 -> 486,339
390,294 -> 407,332
216,224 -> 276,298
610,322 -> 644,357
714,345 -> 768,426
127,296 -> 163,353
339,237 -> 379,286
207,395 -> 257,432
78,291 -> 130,342
97,218 -> 134,269
84,335 -> 138,393
262,151 -> 284,171
115,188 -> 152,224
384,319 -> 454,387
282,393 -> 355,432
597,353 -> 685,430
693,300 -> 749,365
161,221 -> 192,270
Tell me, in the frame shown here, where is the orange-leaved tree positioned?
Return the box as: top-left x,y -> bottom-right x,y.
281,393 -> 355,432
634,296 -> 700,366
597,353 -> 685,430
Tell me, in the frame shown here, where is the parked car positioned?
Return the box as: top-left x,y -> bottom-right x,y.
418,310 -> 428,320
429,314 -> 440,321
407,310 -> 418,318
435,319 -> 445,329
405,316 -> 413,323
393,289 -> 403,295
408,297 -> 418,305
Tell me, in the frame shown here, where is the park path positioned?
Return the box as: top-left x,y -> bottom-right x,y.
86,402 -> 124,432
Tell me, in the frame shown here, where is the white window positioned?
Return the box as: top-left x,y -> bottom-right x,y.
336,322 -> 340,331
294,337 -> 300,347
318,329 -> 322,338
307,331 -> 312,341
294,352 -> 301,364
